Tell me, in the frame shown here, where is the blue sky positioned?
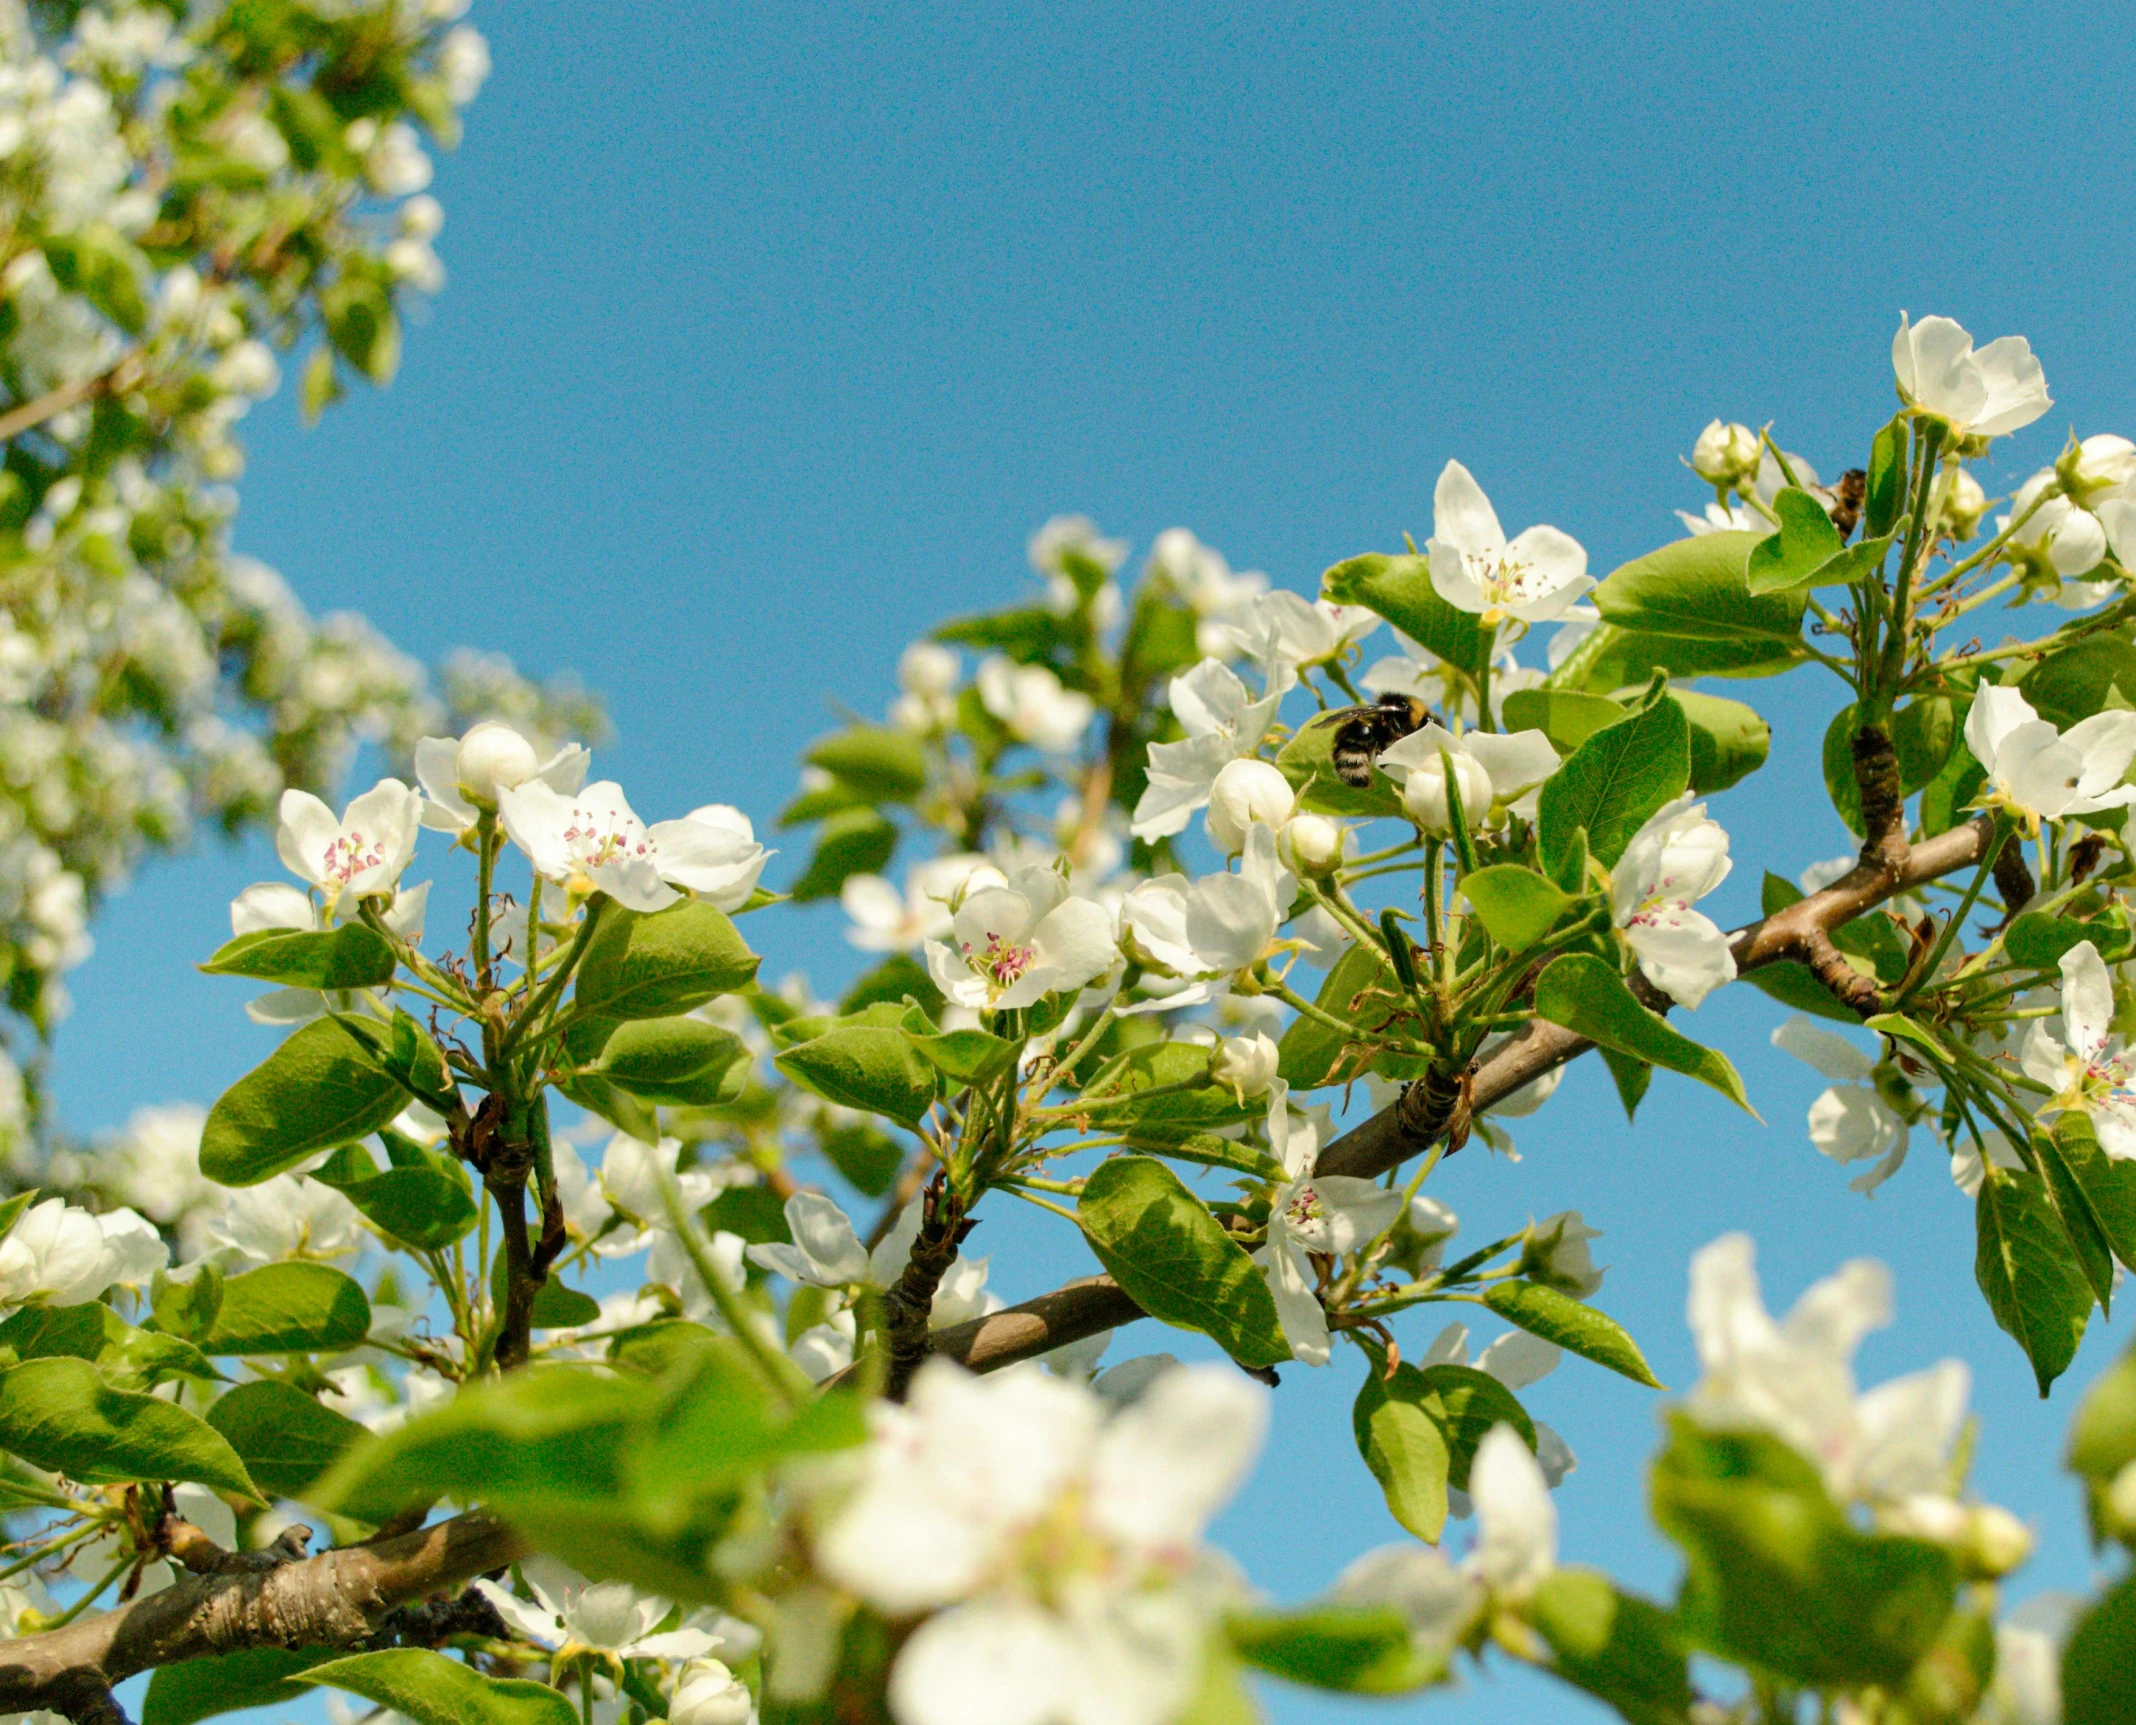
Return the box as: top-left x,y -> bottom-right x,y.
57,5 -> 2136,1719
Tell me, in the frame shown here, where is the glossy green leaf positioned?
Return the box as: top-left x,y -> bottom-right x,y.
1521,1567 -> 1692,1725
0,1356 -> 257,1498
188,1263 -> 372,1356
1352,1364 -> 1453,1542
1976,1167 -> 2093,1396
1225,1606 -> 1446,1695
1499,689 -> 1627,754
1742,960 -> 1868,1026
199,923 -> 397,990
1321,552 -> 1490,675
299,1651 -> 577,1725
788,807 -> 897,902
337,1009 -> 455,1113
1864,416 -> 1906,539
1409,1363 -> 1536,1489
1533,955 -> 1753,1114
1536,695 -> 1689,870
1592,531 -> 1807,644
2067,1339 -> 2136,1488
1597,1044 -> 1654,1119
144,1650 -> 342,1725
2021,635 -> 2136,731
1460,865 -> 1575,952
906,1026 -> 1018,1083
1077,1157 -> 1289,1369
1671,689 -> 1770,794
804,726 -> 928,802
334,1165 -> 478,1250
207,1378 -> 366,1499
2035,1125 -> 2118,1310
1482,1280 -> 1663,1388
776,1023 -> 938,1128
200,1017 -> 404,1187
2006,913 -> 2136,971
1554,623 -> 1806,692
1121,1125 -> 1285,1180
2053,1115 -> 2136,1273
1744,487 -> 1844,593
819,1123 -> 903,1197
590,1016 -> 750,1106
1080,1042 -> 1255,1127
574,901 -> 760,1021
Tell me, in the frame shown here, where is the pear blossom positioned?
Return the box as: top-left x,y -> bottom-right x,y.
414,722 -> 588,833
1209,1032 -> 1279,1102
1966,685 -> 2136,831
1891,312 -> 2051,441
1278,813 -> 1344,877
1612,794 -> 1737,1008
0,1198 -> 166,1310
1119,824 -> 1294,1010
643,805 -> 771,910
1328,1543 -> 1482,1652
1147,529 -> 1269,655
1216,591 -> 1380,694
498,781 -> 768,913
1773,1016 -> 1911,1194
1425,461 -> 1592,625
1929,465 -> 1989,541
976,656 -> 1095,753
275,779 -> 422,915
1029,514 -> 1128,593
1253,1096 -> 1404,1365
746,1192 -> 923,1291
1129,659 -> 1282,841
924,867 -> 1117,1010
668,1659 -> 756,1725
839,855 -> 996,952
210,1175 -> 363,1264
1466,1424 -> 1557,1598
1375,723 -> 1558,834
790,1311 -> 858,1383
889,641 -> 960,733
1520,1210 -> 1604,1297
1690,419 -> 1762,488
2001,469 -> 2120,591
477,1556 -> 726,1663
1686,1233 -> 1969,1507
2022,939 -> 2136,1159
1203,757 -> 1294,855
1979,1594 -> 2077,1725
595,1132 -> 718,1232
1950,1128 -> 2026,1198
814,1360 -> 1265,1725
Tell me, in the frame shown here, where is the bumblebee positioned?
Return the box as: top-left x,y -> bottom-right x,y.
1328,693 -> 1429,788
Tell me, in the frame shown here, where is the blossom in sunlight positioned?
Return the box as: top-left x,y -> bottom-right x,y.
210,1175 -> 363,1264
814,1360 -> 1266,1725
839,855 -> 996,952
1278,812 -> 1344,877
414,721 -> 588,833
275,778 -> 422,915
1690,419 -> 1762,488
889,641 -> 960,733
1209,1032 -> 1279,1102
1204,757 -> 1296,856
924,867 -> 1117,1010
1686,1233 -> 1969,1508
0,1198 -> 165,1310
1375,723 -> 1558,834
1253,1095 -> 1403,1366
1146,528 -> 1268,655
1121,825 -> 1293,1010
1772,1016 -> 1911,1194
2022,939 -> 2136,1160
1130,659 -> 1282,841
1520,1210 -> 1604,1298
746,1192 -> 921,1291
668,1658 -> 756,1725
477,1556 -> 734,1663
642,804 -> 771,910
499,781 -> 768,913
1929,465 -> 1990,541
1215,591 -> 1380,695
2000,468 -> 2120,593
1425,460 -> 1592,625
1891,312 -> 2050,441
1964,685 -> 2136,831
1466,1424 -> 1558,1599
976,656 -> 1095,753
1611,794 -> 1737,1008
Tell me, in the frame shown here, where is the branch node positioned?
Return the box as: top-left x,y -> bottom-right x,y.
1851,724 -> 1907,870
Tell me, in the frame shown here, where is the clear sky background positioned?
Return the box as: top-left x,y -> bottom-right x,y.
50,5 -> 2136,1720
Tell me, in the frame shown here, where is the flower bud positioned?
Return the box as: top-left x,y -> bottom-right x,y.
1881,1492 -> 1970,1544
669,1659 -> 754,1725
2107,1459 -> 2136,1540
1690,420 -> 1761,487
1928,467 -> 1987,541
1278,813 -> 1343,877
1962,1503 -> 2034,1577
1209,1032 -> 1279,1102
898,641 -> 959,699
454,721 -> 539,805
1206,759 -> 1295,855
2057,433 -> 2136,505
1400,749 -> 1492,836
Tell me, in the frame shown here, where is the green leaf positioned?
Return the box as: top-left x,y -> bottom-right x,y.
1742,961 -> 1869,1025
299,1650 -> 577,1725
1592,531 -> 1807,644
575,901 -> 760,1021
1122,1125 -> 1285,1181
333,1165 -> 479,1250
206,1379 -> 366,1499
589,1016 -> 750,1107
2021,635 -> 2136,731
0,1191 -> 34,1246
338,1009 -> 456,1113
1650,1413 -> 1955,1687
2006,912 -> 2136,971
187,1264 -> 372,1356
1744,487 -> 1845,594
1976,1167 -> 2093,1396
1536,695 -> 1690,870
819,1123 -> 903,1197
1076,1157 -> 1289,1369
1460,865 -> 1575,952
1352,1364 -> 1453,1542
0,1357 -> 257,1498
1277,943 -> 1399,1089
905,1026 -> 1018,1084
1597,1045 -> 1653,1119
1499,689 -> 1628,754
1520,1567 -> 1692,1725
1409,1362 -> 1536,1489
1080,1042 -> 1256,1127
199,924 -> 397,990
2063,1574 -> 2136,1725
1320,552 -> 1490,676
2053,1115 -> 2136,1273
1554,624 -> 1806,691
788,807 -> 898,902
1482,1280 -> 1663,1388
776,1024 -> 938,1128
1864,416 -> 1907,539
1276,708 -> 1406,818
144,1650 -> 342,1725
1533,955 -> 1754,1114
1671,689 -> 1770,794
1225,1606 -> 1446,1694
2068,1340 -> 2136,1544
2035,1125 -> 2118,1310
804,726 -> 928,802
935,605 -> 1068,662
1919,739 -> 1985,838
1893,695 -> 1960,792
199,1017 -> 405,1187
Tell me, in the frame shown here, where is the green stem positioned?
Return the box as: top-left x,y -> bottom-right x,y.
504,895 -> 608,1053
473,810 -> 496,984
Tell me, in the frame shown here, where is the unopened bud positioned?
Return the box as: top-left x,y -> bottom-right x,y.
454,722 -> 539,805
1209,1032 -> 1279,1102
1929,467 -> 1988,541
2057,433 -> 2136,506
1690,420 -> 1761,487
1963,1503 -> 2033,1577
1401,749 -> 1492,836
669,1659 -> 754,1725
898,641 -> 959,699
1206,759 -> 1295,855
1279,814 -> 1344,876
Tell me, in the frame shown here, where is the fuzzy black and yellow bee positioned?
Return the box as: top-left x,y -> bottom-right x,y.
1327,693 -> 1429,788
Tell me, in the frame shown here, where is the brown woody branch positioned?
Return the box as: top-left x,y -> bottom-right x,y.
928,809 -> 1999,1374
0,1511 -> 526,1720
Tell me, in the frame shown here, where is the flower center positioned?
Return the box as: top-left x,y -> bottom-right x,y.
321,829 -> 388,887
969,931 -> 1035,993
1283,1182 -> 1325,1229
562,805 -> 653,873
1475,550 -> 1547,608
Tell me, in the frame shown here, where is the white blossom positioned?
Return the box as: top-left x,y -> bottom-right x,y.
1612,794 -> 1737,1008
746,1193 -> 921,1292
1965,685 -> 2136,830
1773,1017 -> 1911,1194
924,867 -> 1117,1010
1426,461 -> 1592,624
1129,659 -> 1282,841
1690,420 -> 1762,487
840,855 -> 996,952
275,779 -> 422,915
1950,1128 -> 2026,1198
976,657 -> 1095,754
477,1556 -> 724,1662
2022,939 -> 2136,1159
415,723 -> 588,833
1466,1424 -> 1557,1598
0,1198 -> 164,1310
210,1175 -> 363,1265
1208,1032 -> 1279,1102
1253,1095 -> 1403,1365
668,1659 -> 756,1725
1203,757 -> 1295,856
1375,723 -> 1558,834
1119,824 -> 1293,1010
1891,312 -> 2051,441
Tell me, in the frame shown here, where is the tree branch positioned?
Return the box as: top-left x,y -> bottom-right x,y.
0,1512 -> 526,1718
927,813 -> 1999,1374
